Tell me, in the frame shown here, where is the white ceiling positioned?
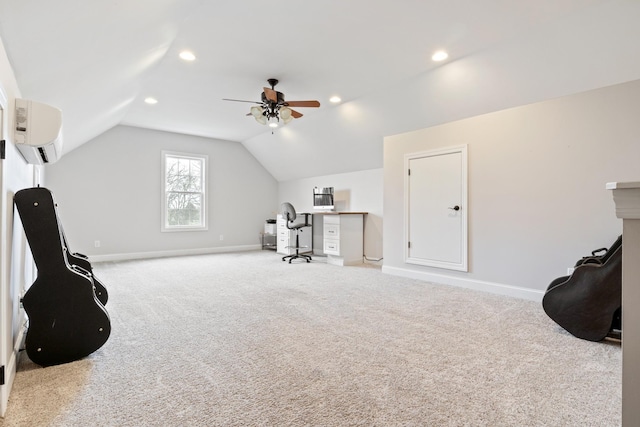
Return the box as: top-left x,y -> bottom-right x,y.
1,1 -> 639,181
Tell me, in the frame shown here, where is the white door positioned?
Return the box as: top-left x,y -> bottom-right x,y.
405,146 -> 467,271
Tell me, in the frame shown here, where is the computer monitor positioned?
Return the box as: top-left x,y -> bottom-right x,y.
313,187 -> 334,210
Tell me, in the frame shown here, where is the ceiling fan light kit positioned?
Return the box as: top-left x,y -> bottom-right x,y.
250,105 -> 266,124
223,79 -> 320,129
280,107 -> 293,124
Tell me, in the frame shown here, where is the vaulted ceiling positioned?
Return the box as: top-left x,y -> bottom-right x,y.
1,1 -> 639,181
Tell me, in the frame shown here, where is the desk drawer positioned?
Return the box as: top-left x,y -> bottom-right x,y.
278,228 -> 291,238
277,236 -> 291,253
324,224 -> 340,239
278,235 -> 291,243
324,239 -> 340,255
277,222 -> 288,230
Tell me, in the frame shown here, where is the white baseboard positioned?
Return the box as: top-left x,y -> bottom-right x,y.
2,315 -> 26,417
89,244 -> 262,263
381,266 -> 544,302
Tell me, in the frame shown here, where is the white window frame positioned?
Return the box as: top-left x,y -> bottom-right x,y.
161,150 -> 208,232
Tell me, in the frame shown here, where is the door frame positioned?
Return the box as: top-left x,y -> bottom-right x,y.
404,145 -> 468,271
0,83 -> 9,415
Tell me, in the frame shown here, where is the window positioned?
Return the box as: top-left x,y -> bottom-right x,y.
162,151 -> 208,231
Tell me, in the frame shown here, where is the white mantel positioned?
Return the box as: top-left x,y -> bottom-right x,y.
607,181 -> 640,426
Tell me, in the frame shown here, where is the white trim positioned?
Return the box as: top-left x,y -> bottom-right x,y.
382,265 -> 544,302
404,145 -> 468,272
0,83 -> 9,417
88,244 -> 261,263
608,182 -> 640,219
4,318 -> 26,397
0,85 -> 6,132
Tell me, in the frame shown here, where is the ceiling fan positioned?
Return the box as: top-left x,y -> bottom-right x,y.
223,79 -> 320,128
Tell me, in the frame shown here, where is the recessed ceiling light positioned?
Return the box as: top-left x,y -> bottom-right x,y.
431,50 -> 448,62
179,51 -> 196,61
144,97 -> 158,105
329,96 -> 342,104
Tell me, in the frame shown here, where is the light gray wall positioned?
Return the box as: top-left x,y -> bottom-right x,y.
278,168 -> 382,260
383,79 -> 640,299
45,125 -> 278,259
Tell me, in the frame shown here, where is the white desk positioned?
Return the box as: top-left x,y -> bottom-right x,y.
317,212 -> 367,266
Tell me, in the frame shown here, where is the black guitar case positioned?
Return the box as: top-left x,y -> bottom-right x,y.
542,241 -> 621,342
14,187 -> 111,366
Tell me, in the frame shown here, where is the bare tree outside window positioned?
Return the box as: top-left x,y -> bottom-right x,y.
162,152 -> 207,230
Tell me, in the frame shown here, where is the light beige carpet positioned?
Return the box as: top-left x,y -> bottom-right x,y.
1,251 -> 621,426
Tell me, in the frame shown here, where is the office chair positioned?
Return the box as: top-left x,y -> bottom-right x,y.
280,202 -> 312,263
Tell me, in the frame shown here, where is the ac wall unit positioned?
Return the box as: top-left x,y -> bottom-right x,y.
14,98 -> 63,164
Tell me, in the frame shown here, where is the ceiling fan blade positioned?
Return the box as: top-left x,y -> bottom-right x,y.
263,87 -> 278,103
284,100 -> 320,108
290,109 -> 303,118
222,98 -> 261,104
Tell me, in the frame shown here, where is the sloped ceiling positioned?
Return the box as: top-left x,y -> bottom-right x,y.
1,1 -> 639,181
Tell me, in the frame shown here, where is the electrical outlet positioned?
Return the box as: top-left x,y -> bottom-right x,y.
219,235 -> 224,241
94,240 -> 101,248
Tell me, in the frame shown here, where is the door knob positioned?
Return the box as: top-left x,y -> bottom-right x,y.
448,205 -> 460,211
